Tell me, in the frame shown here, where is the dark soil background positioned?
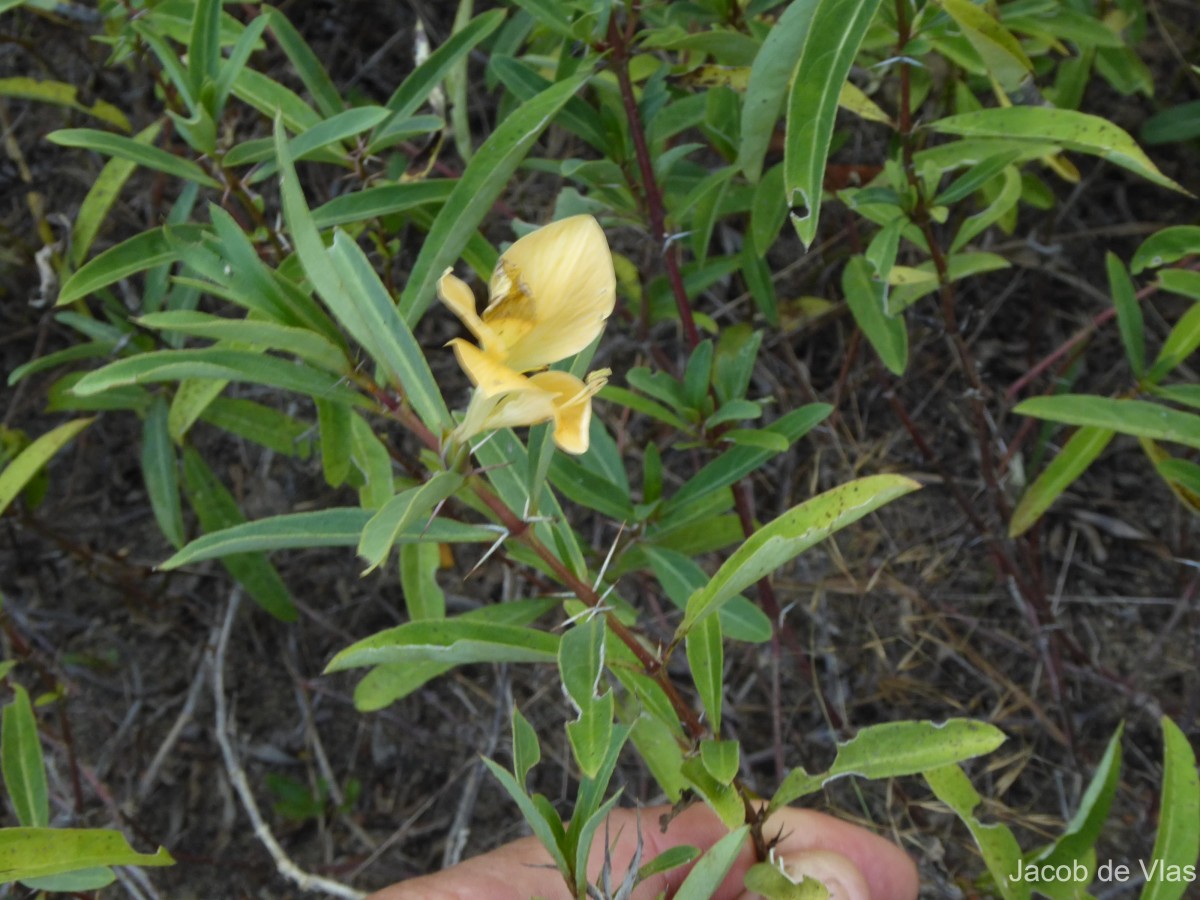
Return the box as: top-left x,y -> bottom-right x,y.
1,1 -> 1198,897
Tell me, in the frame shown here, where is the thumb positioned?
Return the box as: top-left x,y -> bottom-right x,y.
736,849 -> 872,900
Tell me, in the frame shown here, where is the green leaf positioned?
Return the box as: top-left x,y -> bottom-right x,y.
358,472 -> 466,573
0,828 -> 172,884
0,77 -> 130,131
700,739 -> 740,786
1132,226 -> 1200,274
58,225 -> 204,306
886,252 -> 1010,314
71,349 -> 363,406
353,599 -> 558,711
644,546 -> 771,643
325,620 -> 560,672
739,0 -> 821,183
932,108 -> 1190,195
1148,295 -> 1200,383
844,254 -> 907,375
138,311 -> 348,375
399,542 -> 445,622
481,759 -> 570,877
1028,724 -> 1123,879
680,475 -> 920,637
182,448 -> 296,621
512,706 -> 540,786
242,107 -> 391,182
559,616 -> 605,709
200,397 -> 313,458
687,614 -> 724,734
1016,396 -> 1200,450
744,861 -> 830,898
398,68 -> 593,322
950,164 -> 1021,252
630,714 -> 687,802
384,10 -> 506,121
47,129 -> 219,188
21,867 -> 116,892
187,0 -> 221,102
141,397 -> 185,549
566,690 -> 614,781
638,845 -> 701,882
230,67 -> 321,133
69,124 -> 160,268
1,686 -> 48,827
547,454 -> 635,520
161,509 -> 494,569
311,180 -> 456,228
262,5 -> 344,117
212,15 -> 270,114
1142,717 -> 1200,900
775,719 -> 1007,810
1009,426 -> 1114,537
924,764 -> 1028,900
673,826 -> 750,900
937,0 -> 1033,92
1107,252 -> 1144,377
783,0 -> 885,248
0,418 -> 93,518
665,405 -> 831,515
274,119 -> 450,429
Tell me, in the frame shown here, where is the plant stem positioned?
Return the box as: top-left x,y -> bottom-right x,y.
607,15 -> 701,349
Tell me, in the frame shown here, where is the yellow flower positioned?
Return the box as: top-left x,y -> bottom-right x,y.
438,215 -> 616,454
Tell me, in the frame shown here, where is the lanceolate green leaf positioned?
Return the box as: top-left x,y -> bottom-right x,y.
686,615 -> 723,734
357,471 -> 466,573
0,418 -> 93,518
924,764 -> 1028,900
673,826 -> 749,900
0,77 -> 130,132
1015,396 -> 1200,450
738,0 -> 822,183
0,828 -> 172,884
47,129 -> 219,188
383,9 -> 506,121
398,68 -> 593,323
844,254 -> 907,375
58,225 -> 205,306
1009,425 -> 1114,537
141,397 -> 186,549
1142,717 -> 1200,900
70,124 -> 160,268
311,181 -> 456,228
327,232 -> 451,429
160,508 -> 494,569
932,108 -> 1189,195
325,620 -> 560,671
263,5 -> 344,118
182,449 -> 296,622
784,0 -> 885,248
1107,252 -> 1144,377
1028,724 -> 1123,874
1,685 -> 48,827
773,719 -> 1007,809
679,474 -> 920,637
71,349 -> 364,406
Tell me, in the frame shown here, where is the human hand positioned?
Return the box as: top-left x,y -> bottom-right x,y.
368,802 -> 919,900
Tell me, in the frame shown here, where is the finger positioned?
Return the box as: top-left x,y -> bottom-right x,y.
367,802 -> 918,900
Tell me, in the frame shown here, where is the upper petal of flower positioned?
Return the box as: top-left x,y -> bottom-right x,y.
481,215 -> 616,372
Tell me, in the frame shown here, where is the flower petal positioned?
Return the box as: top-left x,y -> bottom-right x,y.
528,369 -> 609,455
449,339 -> 534,398
483,216 -> 616,372
438,269 -> 499,349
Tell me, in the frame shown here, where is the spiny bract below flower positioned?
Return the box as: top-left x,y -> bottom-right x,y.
438,215 -> 616,454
